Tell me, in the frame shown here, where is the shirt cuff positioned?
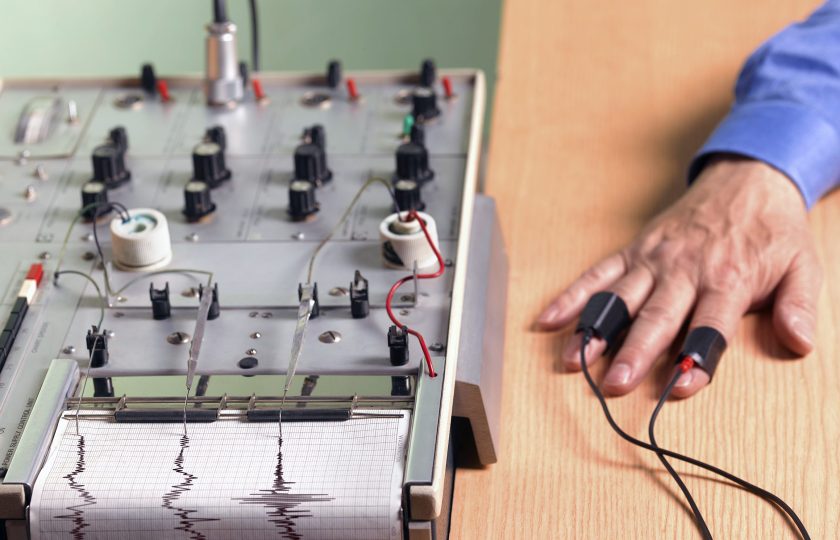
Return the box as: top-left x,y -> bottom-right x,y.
688,100 -> 840,208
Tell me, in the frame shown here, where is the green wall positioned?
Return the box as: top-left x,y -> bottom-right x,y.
1,0 -> 501,114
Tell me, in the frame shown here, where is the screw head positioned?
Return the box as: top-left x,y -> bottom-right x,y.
62,345 -> 76,354
248,311 -> 259,318
182,287 -> 200,298
329,286 -> 348,297
167,331 -> 191,345
318,330 -> 342,344
291,232 -> 305,241
82,251 -> 96,261
400,294 -> 415,303
429,342 -> 445,353
34,165 -> 48,181
246,348 -> 257,356
251,332 -> 261,339
186,232 -> 199,242
261,312 -> 273,319
399,309 -> 410,316
82,233 -> 94,242
39,251 -> 51,260
238,357 -> 258,369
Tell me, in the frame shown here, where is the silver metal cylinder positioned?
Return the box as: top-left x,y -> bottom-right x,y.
205,21 -> 244,107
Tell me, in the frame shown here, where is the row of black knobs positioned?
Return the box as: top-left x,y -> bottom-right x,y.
82,123 -> 434,223
288,123 -> 433,221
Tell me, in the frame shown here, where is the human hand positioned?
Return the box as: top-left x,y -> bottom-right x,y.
536,156 -> 821,398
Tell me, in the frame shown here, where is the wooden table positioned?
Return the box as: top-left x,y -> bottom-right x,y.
450,0 -> 839,537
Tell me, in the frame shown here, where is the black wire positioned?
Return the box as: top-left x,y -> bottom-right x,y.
213,0 -> 228,23
91,203 -> 130,274
248,0 -> 260,72
650,368 -> 713,539
578,331 -> 810,539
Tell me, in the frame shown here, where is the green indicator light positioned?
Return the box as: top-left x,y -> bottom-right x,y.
402,114 -> 415,136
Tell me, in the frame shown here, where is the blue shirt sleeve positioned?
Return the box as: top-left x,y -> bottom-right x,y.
689,1 -> 840,208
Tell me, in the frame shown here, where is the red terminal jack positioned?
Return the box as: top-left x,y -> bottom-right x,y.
441,76 -> 455,100
26,263 -> 44,287
252,78 -> 268,104
156,80 -> 172,103
346,78 -> 360,102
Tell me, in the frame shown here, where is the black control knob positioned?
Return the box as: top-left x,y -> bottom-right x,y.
394,179 -> 425,212
294,143 -> 332,185
395,142 -> 434,183
420,58 -> 437,87
304,124 -> 326,149
91,144 -> 131,189
183,180 -> 216,222
109,126 -> 129,153
411,87 -> 440,122
192,142 -> 231,188
205,125 -> 227,151
288,180 -> 319,221
327,60 -> 342,89
141,63 -> 157,94
81,181 -> 109,221
149,282 -> 171,320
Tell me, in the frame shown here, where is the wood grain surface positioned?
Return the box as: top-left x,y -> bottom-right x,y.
450,1 -> 840,538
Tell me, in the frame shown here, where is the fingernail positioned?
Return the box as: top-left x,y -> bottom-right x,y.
604,363 -> 632,387
537,305 -> 561,325
790,317 -> 814,348
675,369 -> 694,388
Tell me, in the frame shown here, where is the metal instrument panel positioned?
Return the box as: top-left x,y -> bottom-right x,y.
0,70 -> 484,534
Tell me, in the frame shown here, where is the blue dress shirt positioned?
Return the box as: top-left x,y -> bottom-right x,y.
690,1 -> 840,208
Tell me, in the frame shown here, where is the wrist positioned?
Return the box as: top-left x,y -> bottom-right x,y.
695,155 -> 807,211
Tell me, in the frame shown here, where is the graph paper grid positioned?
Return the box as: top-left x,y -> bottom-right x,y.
29,410 -> 410,540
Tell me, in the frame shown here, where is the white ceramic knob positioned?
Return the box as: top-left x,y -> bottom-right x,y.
110,208 -> 172,271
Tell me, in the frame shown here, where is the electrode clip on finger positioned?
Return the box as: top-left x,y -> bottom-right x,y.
676,326 -> 727,380
575,291 -> 632,350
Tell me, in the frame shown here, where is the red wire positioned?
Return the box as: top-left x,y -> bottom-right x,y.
385,210 -> 445,377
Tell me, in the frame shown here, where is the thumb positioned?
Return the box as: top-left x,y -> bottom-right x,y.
773,253 -> 822,356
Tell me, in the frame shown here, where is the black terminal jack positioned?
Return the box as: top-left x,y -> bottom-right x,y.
574,292 -> 810,540
388,325 -> 410,366
86,326 -> 109,368
150,283 -> 172,320
198,283 -> 221,320
350,270 -> 370,319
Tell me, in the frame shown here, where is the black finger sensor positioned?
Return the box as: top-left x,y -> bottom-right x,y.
575,291 -> 631,350
676,326 -> 726,380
